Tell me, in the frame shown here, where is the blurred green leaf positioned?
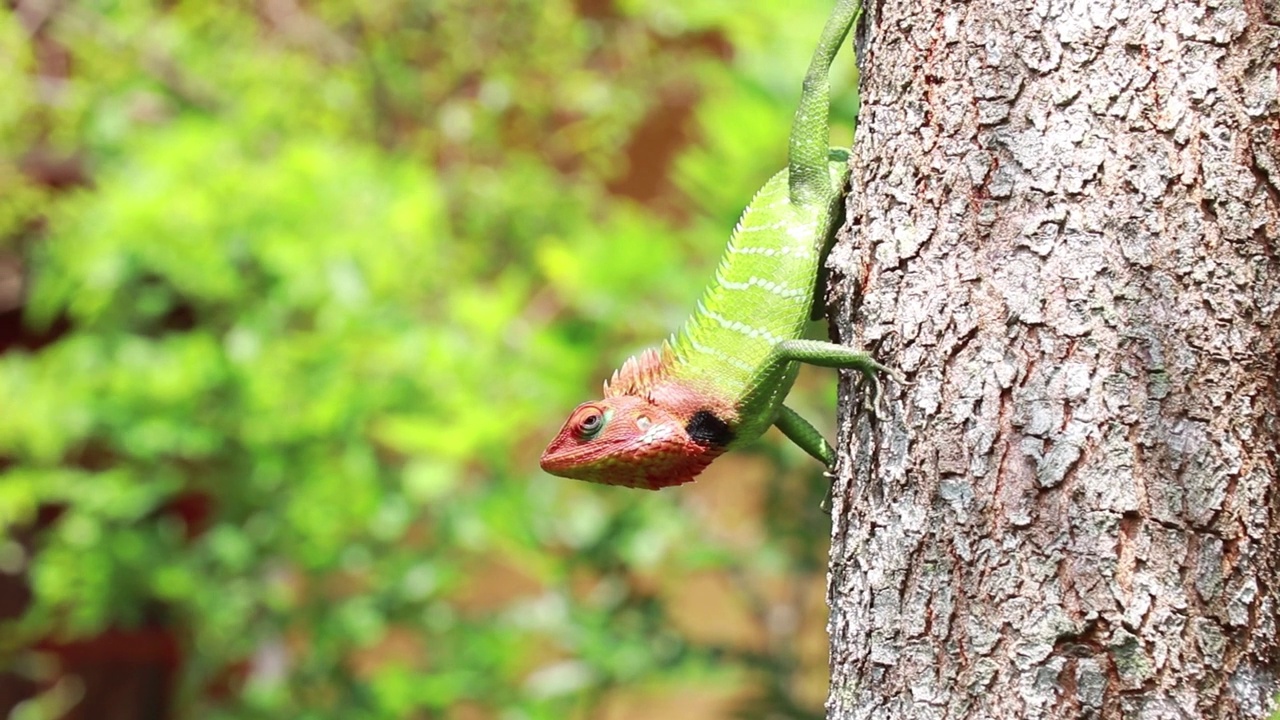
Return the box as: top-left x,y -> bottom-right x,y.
2,0 -> 847,717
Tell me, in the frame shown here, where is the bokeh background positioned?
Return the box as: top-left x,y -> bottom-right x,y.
0,1 -> 858,718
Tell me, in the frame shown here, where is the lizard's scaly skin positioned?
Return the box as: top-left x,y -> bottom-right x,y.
668,157 -> 850,448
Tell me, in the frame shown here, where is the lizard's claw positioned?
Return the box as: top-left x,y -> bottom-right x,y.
858,361 -> 907,420
860,371 -> 882,416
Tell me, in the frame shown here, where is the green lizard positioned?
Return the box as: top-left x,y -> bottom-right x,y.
541,0 -> 894,489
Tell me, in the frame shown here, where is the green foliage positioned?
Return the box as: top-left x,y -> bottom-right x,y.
1,0 -> 854,717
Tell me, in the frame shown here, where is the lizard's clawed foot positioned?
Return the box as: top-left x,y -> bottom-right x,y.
858,361 -> 907,419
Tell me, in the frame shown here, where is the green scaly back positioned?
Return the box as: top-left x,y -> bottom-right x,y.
669,0 -> 862,447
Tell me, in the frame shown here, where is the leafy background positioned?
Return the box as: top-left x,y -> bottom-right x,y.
0,1 -> 858,718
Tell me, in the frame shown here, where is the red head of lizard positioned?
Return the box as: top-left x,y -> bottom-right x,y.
540,346 -> 736,490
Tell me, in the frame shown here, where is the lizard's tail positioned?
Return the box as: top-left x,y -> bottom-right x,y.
787,0 -> 861,208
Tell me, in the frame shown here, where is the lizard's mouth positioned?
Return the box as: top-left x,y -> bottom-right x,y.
539,435 -> 724,490
537,445 -> 581,476
538,435 -> 607,478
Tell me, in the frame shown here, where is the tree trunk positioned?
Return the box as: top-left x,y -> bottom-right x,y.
824,0 -> 1280,717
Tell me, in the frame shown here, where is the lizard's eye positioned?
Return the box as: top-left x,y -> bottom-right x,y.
573,407 -> 607,440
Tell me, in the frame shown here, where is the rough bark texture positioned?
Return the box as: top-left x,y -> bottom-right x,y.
824,0 -> 1280,717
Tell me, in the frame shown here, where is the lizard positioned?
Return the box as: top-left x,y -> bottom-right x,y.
540,0 -> 895,490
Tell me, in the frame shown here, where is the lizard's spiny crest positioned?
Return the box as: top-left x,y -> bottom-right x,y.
603,343 -> 671,398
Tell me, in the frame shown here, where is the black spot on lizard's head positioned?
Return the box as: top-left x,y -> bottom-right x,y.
685,410 -> 734,449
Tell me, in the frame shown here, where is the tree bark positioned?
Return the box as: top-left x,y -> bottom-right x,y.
824,0 -> 1280,718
